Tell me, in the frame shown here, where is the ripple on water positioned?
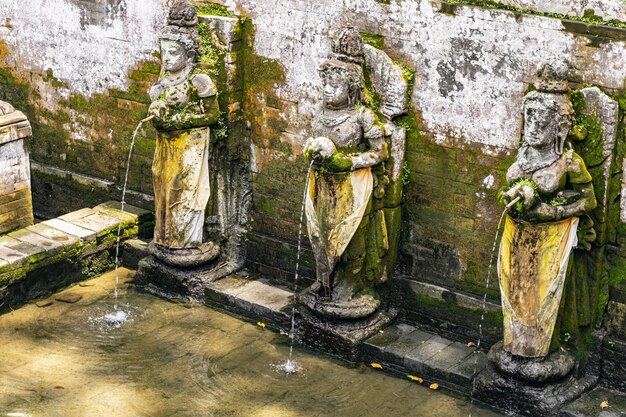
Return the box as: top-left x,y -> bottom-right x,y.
0,271 -> 505,417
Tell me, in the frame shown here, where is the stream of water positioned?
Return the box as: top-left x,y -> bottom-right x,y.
468,206 -> 511,417
273,160 -> 315,375
101,116 -> 152,327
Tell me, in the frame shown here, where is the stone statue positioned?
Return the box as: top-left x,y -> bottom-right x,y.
498,61 -> 597,362
300,26 -> 407,322
147,0 -> 220,267
474,62 -> 617,417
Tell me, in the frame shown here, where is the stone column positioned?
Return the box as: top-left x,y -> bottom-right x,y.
0,101 -> 33,234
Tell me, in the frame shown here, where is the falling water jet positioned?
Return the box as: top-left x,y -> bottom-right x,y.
94,114 -> 154,328
273,160 -> 315,375
468,196 -> 519,417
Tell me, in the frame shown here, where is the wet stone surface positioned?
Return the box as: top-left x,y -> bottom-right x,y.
362,323 -> 487,393
204,274 -> 293,329
54,293 -> 83,304
0,269 -> 505,417
560,387 -> 626,417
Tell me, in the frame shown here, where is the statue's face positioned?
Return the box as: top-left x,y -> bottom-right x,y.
323,71 -> 350,109
161,39 -> 188,73
523,100 -> 558,148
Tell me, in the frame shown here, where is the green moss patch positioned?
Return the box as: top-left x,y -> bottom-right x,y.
444,0 -> 626,29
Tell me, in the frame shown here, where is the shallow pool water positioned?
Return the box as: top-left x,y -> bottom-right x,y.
0,269 -> 503,417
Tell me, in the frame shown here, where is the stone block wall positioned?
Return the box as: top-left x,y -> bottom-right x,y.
225,0 -> 626,345
3,0 -> 626,351
0,0 -> 166,218
0,107 -> 33,234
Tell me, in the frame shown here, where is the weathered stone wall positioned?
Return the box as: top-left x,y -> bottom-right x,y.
223,0 -> 626,344
489,0 -> 626,22
3,0 -> 626,348
0,0 -> 166,217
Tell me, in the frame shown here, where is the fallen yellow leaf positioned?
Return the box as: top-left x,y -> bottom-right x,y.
370,363 -> 383,369
257,321 -> 266,328
600,400 -> 609,409
407,375 -> 424,383
429,383 -> 439,390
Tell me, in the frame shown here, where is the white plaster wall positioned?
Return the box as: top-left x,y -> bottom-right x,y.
224,0 -> 626,152
0,0 -> 167,95
496,0 -> 626,22
1,0 -> 625,153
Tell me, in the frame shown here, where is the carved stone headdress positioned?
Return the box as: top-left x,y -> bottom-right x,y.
160,0 -> 201,55
522,60 -> 574,158
319,26 -> 365,106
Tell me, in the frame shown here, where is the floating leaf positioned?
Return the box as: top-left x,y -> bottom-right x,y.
257,321 -> 266,328
378,330 -> 384,334
407,375 -> 423,383
429,383 -> 439,390
467,341 -> 477,348
600,401 -> 609,409
370,363 -> 383,369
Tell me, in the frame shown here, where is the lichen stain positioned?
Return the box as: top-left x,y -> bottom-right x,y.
436,37 -> 488,99
240,20 -> 289,171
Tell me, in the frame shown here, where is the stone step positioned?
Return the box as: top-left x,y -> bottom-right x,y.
203,274 -> 487,394
121,238 -> 150,269
0,201 -> 148,308
560,387 -> 626,417
204,275 -> 293,329
42,218 -> 97,242
362,322 -> 488,393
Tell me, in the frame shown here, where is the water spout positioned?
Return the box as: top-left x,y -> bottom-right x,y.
504,196 -> 521,211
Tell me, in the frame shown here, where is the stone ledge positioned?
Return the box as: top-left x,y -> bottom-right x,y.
405,278 -> 501,313
31,161 -> 114,191
0,201 -> 149,311
560,387 -> 626,417
204,274 -> 293,329
362,322 -> 487,394
201,272 -> 488,394
439,1 -> 626,42
0,110 -> 31,144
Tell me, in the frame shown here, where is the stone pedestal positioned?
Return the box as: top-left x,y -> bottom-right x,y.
297,306 -> 397,359
135,253 -> 221,301
473,341 -> 601,417
0,102 -> 33,234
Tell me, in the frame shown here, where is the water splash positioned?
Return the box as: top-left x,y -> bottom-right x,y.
88,304 -> 135,331
112,115 -> 153,310
468,206 -> 510,417
271,359 -> 303,375
279,159 -> 315,374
